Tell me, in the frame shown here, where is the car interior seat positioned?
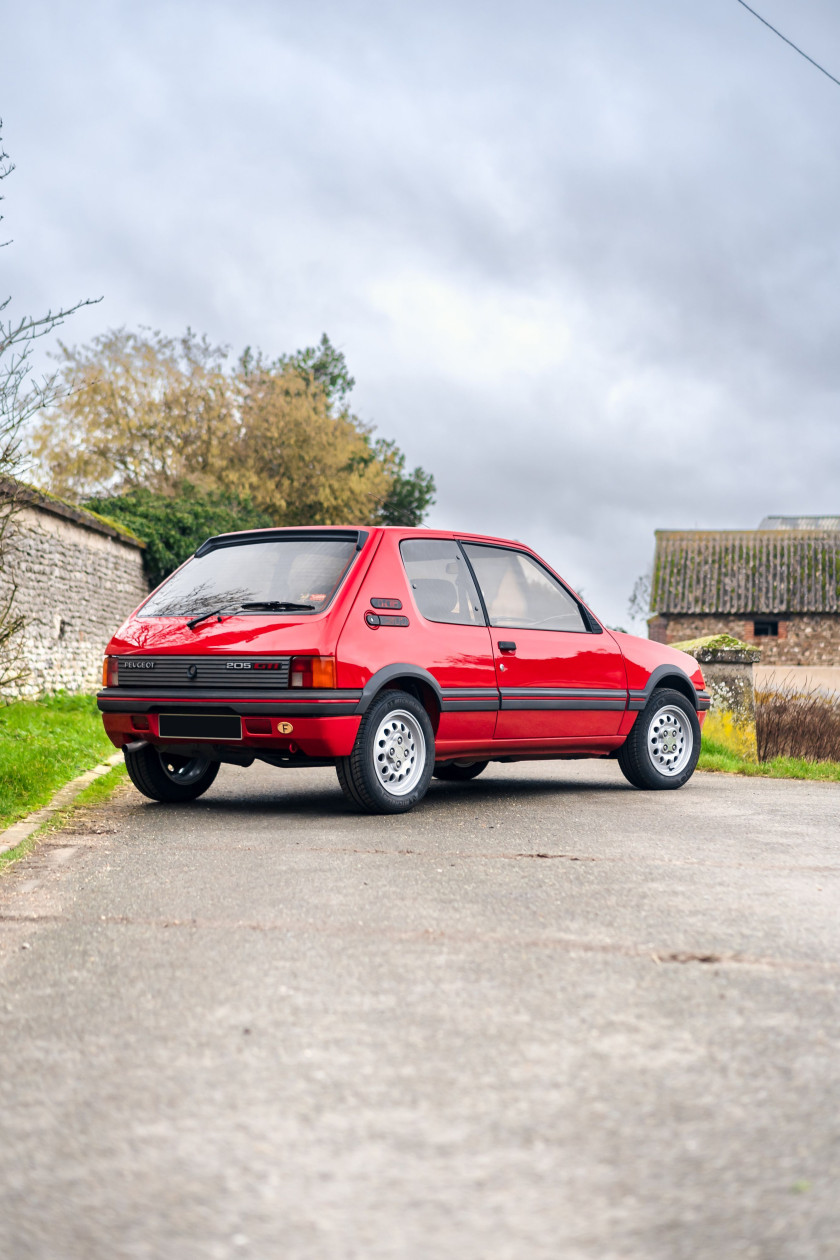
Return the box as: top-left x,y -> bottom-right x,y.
410,578 -> 459,622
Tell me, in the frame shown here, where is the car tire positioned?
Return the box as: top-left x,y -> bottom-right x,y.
336,689 -> 435,814
433,760 -> 489,782
124,743 -> 219,803
617,688 -> 701,790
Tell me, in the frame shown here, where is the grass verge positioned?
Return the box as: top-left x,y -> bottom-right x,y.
698,736 -> 840,782
0,693 -> 116,829
0,764 -> 127,873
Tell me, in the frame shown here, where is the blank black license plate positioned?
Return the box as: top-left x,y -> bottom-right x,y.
158,713 -> 242,741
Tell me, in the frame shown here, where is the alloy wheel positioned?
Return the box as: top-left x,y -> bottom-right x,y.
372,709 -> 426,797
647,705 -> 694,777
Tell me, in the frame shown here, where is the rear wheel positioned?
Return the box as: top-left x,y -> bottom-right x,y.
124,743 -> 219,802
617,688 -> 700,790
336,689 -> 434,814
433,760 -> 489,782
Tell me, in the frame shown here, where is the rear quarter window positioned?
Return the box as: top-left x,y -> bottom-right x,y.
400,539 -> 485,626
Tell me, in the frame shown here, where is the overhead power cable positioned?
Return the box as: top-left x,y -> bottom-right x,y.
734,0 -> 840,89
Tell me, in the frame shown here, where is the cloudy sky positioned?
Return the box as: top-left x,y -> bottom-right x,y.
3,0 -> 839,626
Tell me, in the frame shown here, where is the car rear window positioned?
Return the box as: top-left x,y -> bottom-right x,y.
139,536 -> 358,618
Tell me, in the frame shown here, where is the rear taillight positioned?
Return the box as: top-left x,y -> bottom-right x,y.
289,656 -> 336,688
102,657 -> 119,687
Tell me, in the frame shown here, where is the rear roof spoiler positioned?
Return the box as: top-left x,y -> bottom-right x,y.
194,528 -> 370,557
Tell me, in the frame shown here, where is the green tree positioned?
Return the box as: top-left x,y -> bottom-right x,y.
32,328 -> 435,528
241,335 -> 435,524
374,440 -> 436,527
84,483 -> 273,588
276,332 -> 355,411
30,327 -> 234,498
231,346 -> 393,524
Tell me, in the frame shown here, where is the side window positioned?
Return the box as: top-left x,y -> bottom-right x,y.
400,540 -> 485,626
462,544 -> 586,632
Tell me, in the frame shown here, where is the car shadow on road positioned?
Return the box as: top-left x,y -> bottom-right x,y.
425,776 -> 630,802
141,770 -> 631,821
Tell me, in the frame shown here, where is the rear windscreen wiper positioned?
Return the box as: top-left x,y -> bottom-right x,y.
239,601 -> 315,612
186,600 -> 315,630
186,607 -> 228,630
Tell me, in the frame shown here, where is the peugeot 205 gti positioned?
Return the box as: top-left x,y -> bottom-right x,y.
98,527 -> 710,813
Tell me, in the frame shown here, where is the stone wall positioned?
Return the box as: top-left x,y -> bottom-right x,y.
1,493 -> 148,698
671,633 -> 760,760
670,634 -> 761,721
649,613 -> 840,667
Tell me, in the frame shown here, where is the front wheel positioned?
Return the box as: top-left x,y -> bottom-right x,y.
617,688 -> 700,790
124,743 -> 220,802
336,689 -> 435,814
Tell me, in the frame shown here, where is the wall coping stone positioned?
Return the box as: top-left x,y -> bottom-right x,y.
0,477 -> 145,548
671,633 -> 762,665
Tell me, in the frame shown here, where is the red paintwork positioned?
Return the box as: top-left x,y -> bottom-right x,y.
99,526 -> 707,762
491,629 -> 626,739
610,631 -> 703,690
336,531 -> 498,749
610,632 -> 707,729
102,710 -> 362,757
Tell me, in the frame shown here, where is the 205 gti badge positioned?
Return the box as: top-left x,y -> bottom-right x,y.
225,661 -> 285,670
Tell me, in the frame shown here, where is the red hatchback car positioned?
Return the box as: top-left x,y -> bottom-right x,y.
99,527 -> 709,813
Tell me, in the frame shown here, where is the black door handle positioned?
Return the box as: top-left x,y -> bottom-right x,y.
498,641 -> 517,652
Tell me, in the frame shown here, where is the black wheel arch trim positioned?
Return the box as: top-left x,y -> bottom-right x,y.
627,666 -> 702,711
355,664 -> 443,714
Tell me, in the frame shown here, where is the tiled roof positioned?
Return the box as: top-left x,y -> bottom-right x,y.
760,516 -> 840,530
651,530 -> 840,615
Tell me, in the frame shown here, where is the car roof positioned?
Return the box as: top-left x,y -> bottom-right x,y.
201,524 -> 530,549
380,526 -> 531,547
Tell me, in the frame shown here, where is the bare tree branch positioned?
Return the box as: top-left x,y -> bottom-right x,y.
0,118 -> 100,694
627,571 -> 652,627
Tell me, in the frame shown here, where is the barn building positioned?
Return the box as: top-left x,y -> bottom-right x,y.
648,517 -> 840,666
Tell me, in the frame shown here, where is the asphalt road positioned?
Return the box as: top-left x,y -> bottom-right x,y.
1,759 -> 839,1260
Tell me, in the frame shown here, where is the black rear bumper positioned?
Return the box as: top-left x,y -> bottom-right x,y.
97,687 -> 363,718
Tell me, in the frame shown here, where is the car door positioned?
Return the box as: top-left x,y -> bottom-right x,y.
399,538 -> 498,748
461,542 -> 627,740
